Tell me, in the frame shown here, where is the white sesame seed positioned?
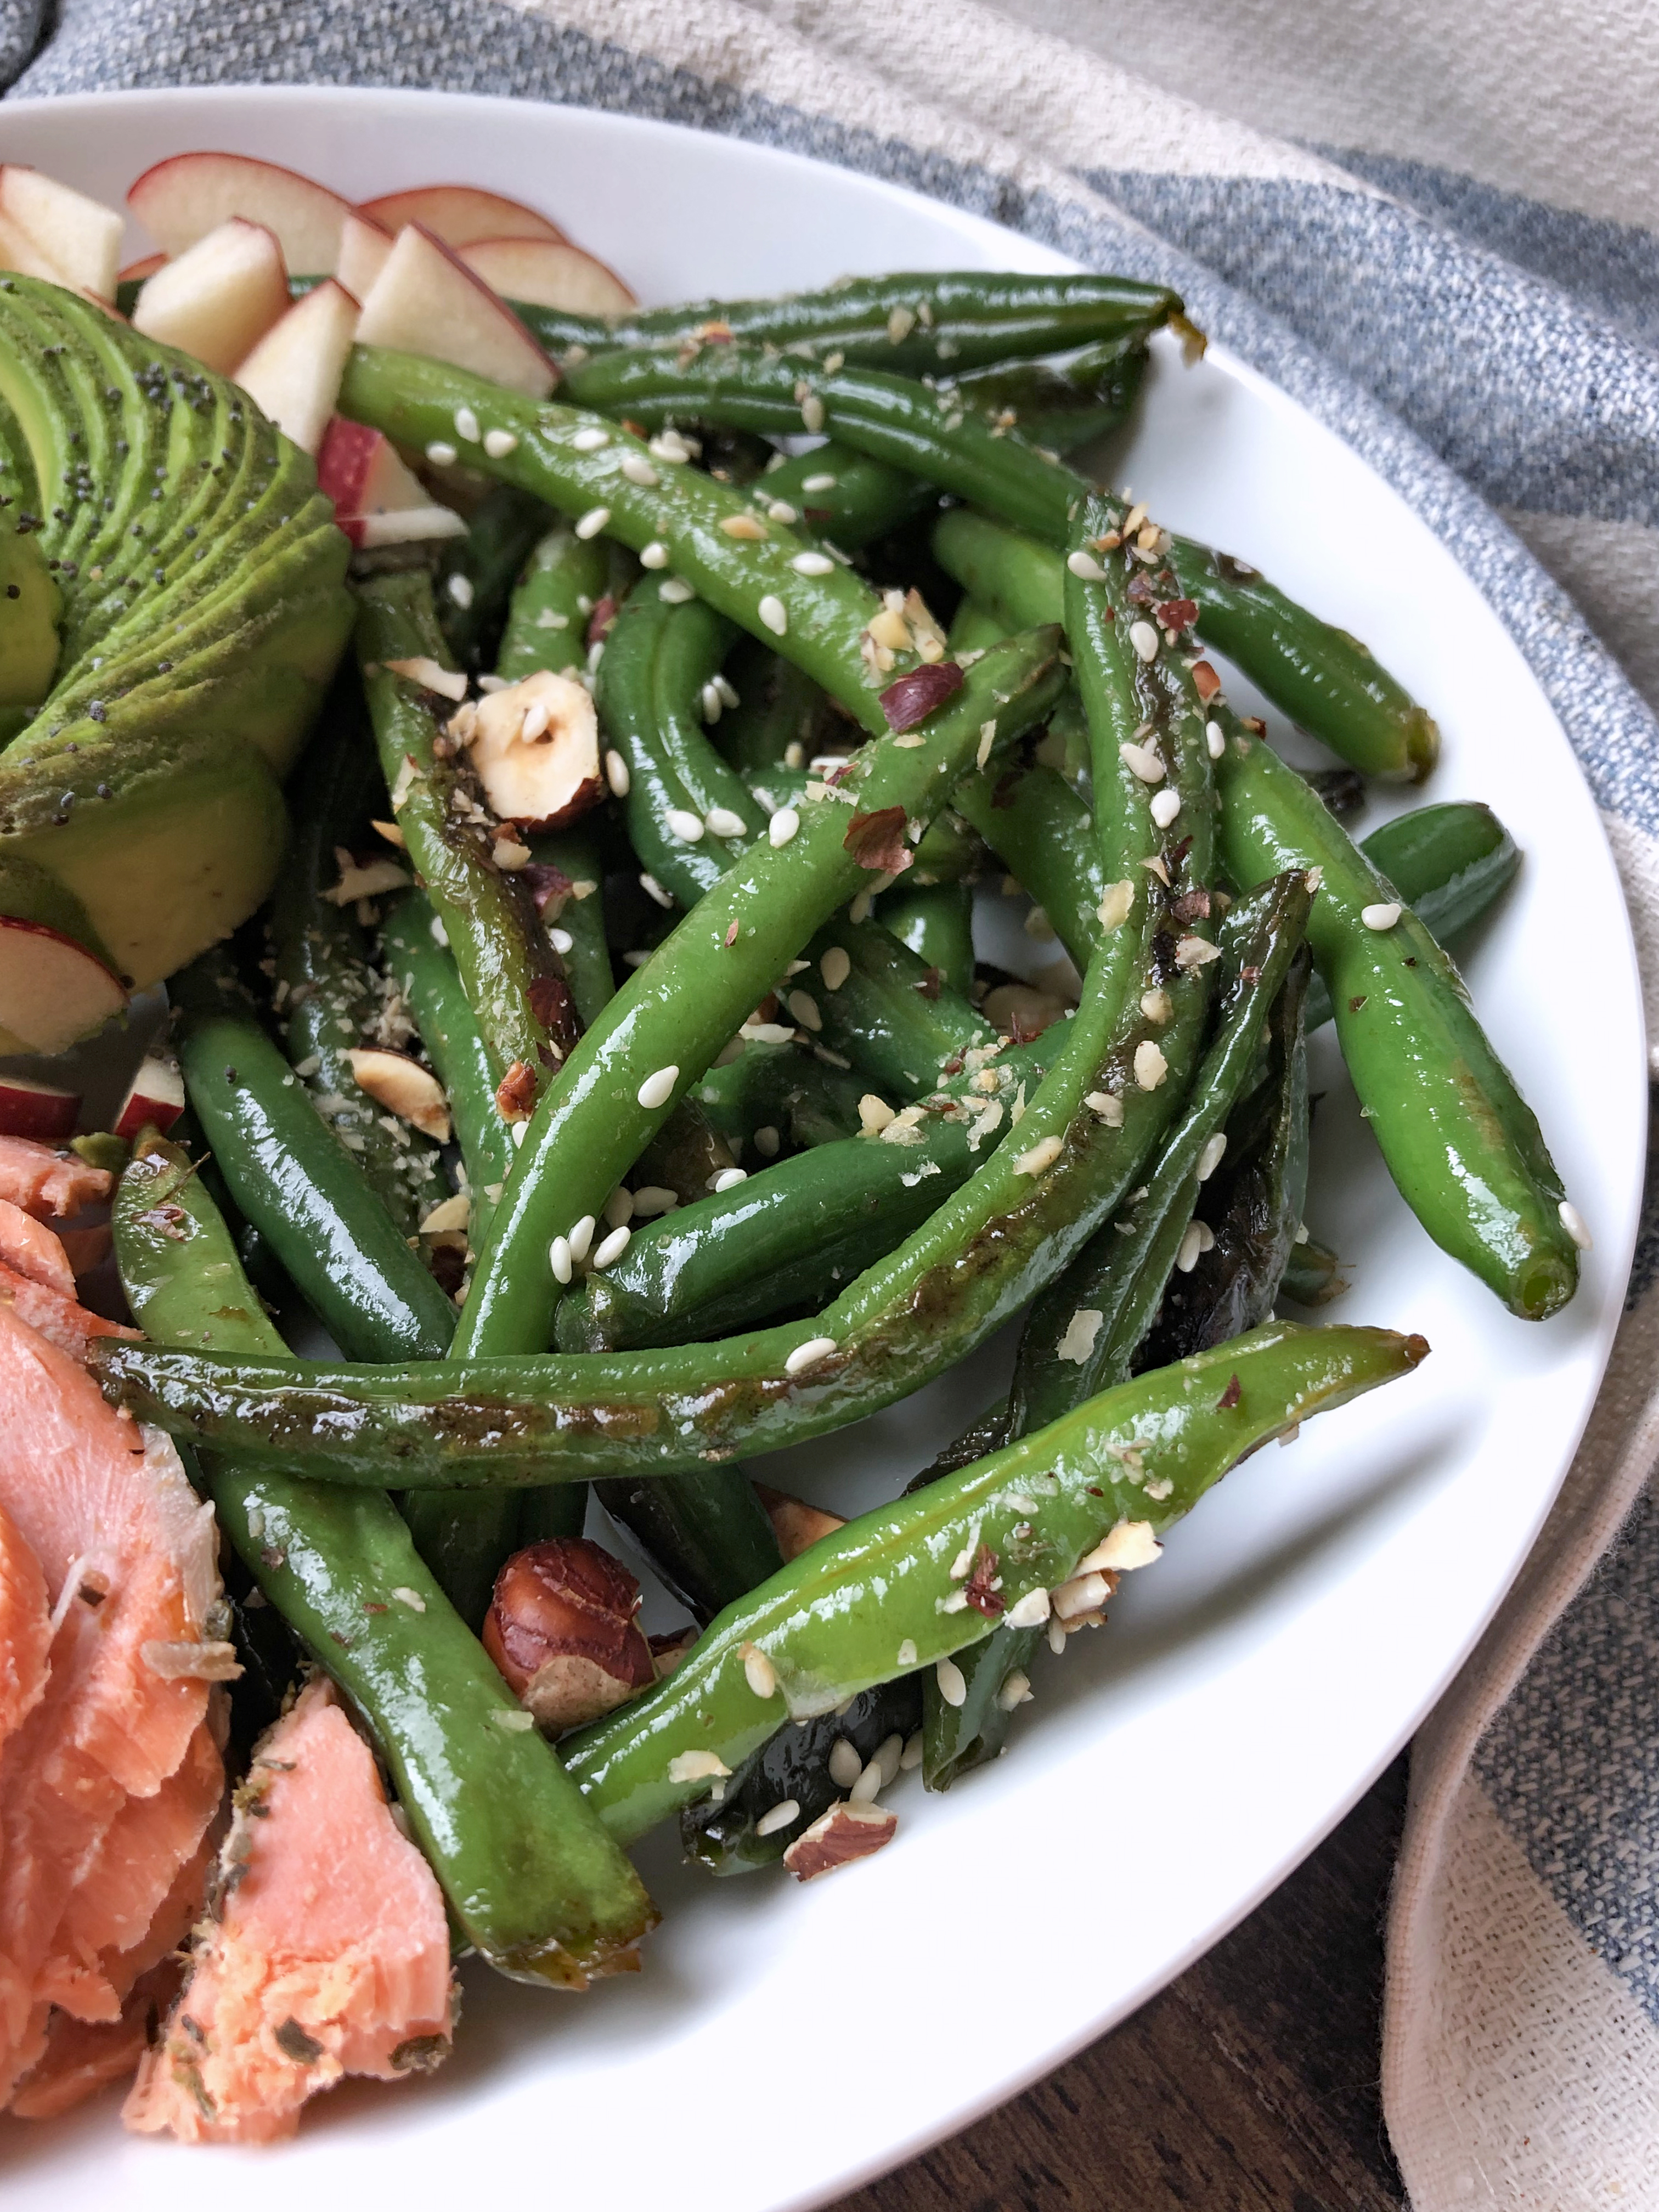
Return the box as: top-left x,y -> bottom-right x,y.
638,540 -> 669,570
1119,740 -> 1164,785
1014,1133 -> 1063,1177
802,472 -> 837,492
604,1186 -> 635,1230
997,1669 -> 1033,1712
510,1121 -> 528,1149
549,1235 -> 573,1284
858,1094 -> 895,1135
714,673 -> 740,709
648,430 -> 693,464
1130,619 -> 1160,662
699,680 -> 723,724
1206,719 -> 1226,759
899,1729 -> 924,1770
720,512 -> 768,540
484,427 -> 518,459
453,405 -> 480,444
706,805 -> 747,839
934,1656 -> 967,1708
753,1125 -> 780,1158
1133,1039 -> 1169,1090
755,1798 -> 800,1836
712,1167 -> 748,1193
665,808 -> 705,843
640,871 -> 673,909
758,594 -> 788,636
567,1214 -> 595,1264
1066,549 -> 1108,581
621,451 -> 658,486
1361,901 -> 1402,930
605,749 -> 630,797
873,1733 -> 905,1787
785,1335 -> 837,1376
574,505 -> 611,540
828,1738 -> 862,1789
637,1065 -> 679,1110
769,805 -> 800,847
800,394 -> 825,433
1198,1131 -> 1228,1181
1559,1199 -> 1593,1250
1150,788 -> 1182,829
850,1759 -> 884,1804
571,425 -> 610,451
820,945 -> 852,992
548,926 -> 573,955
790,550 -> 836,575
786,989 -> 822,1032
659,577 -> 696,603
896,1637 -> 918,1667
425,439 -> 458,466
591,1224 -> 630,1271
631,1186 -> 679,1217
1003,1585 -> 1051,1629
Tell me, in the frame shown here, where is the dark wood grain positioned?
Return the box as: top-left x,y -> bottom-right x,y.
836,1756 -> 1407,2212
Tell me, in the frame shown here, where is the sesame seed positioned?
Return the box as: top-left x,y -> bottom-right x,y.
935,1656 -> 968,1708
567,1214 -> 595,1264
640,540 -> 669,568
785,1335 -> 837,1376
1150,788 -> 1182,828
659,576 -> 695,603
820,945 -> 852,991
571,426 -> 610,451
632,1186 -> 679,1217
1559,1199 -> 1593,1250
637,1065 -> 679,1110
763,500 -> 795,525
769,805 -> 800,847
453,405 -> 480,443
721,512 -> 768,539
786,989 -> 821,1032
425,439 -> 458,466
1048,1615 -> 1068,1655
800,394 -> 825,433
828,1737 -> 862,1788
1130,619 -> 1160,662
549,1235 -> 573,1284
621,452 -> 658,486
896,1637 -> 918,1667
574,505 -> 611,539
850,1759 -> 884,1804
648,430 -> 693,463
712,1167 -> 748,1192
858,1094 -> 895,1135
1176,1218 -> 1216,1273
1206,719 -> 1226,759
591,1224 -> 630,1270
1066,549 -> 1107,580
484,428 -> 518,459
1361,901 -> 1401,930
706,805 -> 747,838
791,550 -> 835,575
604,1186 -> 635,1229
665,807 -> 705,843
640,871 -> 673,909
899,1730 -> 924,1770
758,593 -> 788,636
754,1125 -> 780,1158
802,472 -> 837,492
605,750 -> 630,797
699,680 -> 723,724
510,1122 -> 528,1149
1003,1585 -> 1051,1628
1133,1039 -> 1169,1090
755,1798 -> 800,1836
873,1733 -> 905,1786
1014,1133 -> 1063,1177
1198,1131 -> 1228,1181
997,1669 -> 1033,1712
1119,740 -> 1164,785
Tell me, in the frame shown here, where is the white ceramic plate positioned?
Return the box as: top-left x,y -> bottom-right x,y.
0,86 -> 1644,2212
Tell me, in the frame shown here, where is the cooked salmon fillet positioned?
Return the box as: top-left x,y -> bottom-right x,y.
0,1259 -> 139,1360
0,1201 -> 76,1299
125,1677 -> 455,2144
0,1499 -> 49,1764
0,1306 -> 230,2110
0,1135 -> 111,1222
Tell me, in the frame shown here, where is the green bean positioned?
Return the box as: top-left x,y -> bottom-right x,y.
436,482 -> 555,673
562,1321 -> 1426,1843
112,1132 -> 657,1986
691,1040 -> 866,1156
493,522 -> 611,682
591,1469 -> 782,1625
946,596 -> 1012,654
526,828 -> 615,1029
803,914 -> 993,1099
511,270 -> 1184,377
1281,1235 -> 1347,1306
171,950 -> 455,1363
1213,701 -> 1578,1316
878,879 -> 977,1002
934,508 -> 1439,783
711,636 -> 836,776
954,759 -> 1103,970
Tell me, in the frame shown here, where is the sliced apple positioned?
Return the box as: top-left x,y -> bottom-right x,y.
112,1053 -> 186,1142
356,505 -> 469,548
0,205 -> 70,285
336,210 -> 392,300
128,150 -> 353,273
355,224 -> 556,399
0,168 -> 122,299
345,1048 -> 450,1142
357,184 -> 566,249
461,236 -> 635,318
0,1076 -> 79,1143
315,417 -> 466,547
0,916 -> 125,1055
464,670 -> 603,830
130,217 -> 289,374
234,278 -> 360,455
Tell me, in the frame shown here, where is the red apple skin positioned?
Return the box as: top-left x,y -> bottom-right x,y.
112,1056 -> 185,1143
0,915 -> 127,1055
354,223 -> 558,399
0,1078 -> 79,1143
316,415 -> 382,511
357,184 -> 566,249
128,150 -> 353,270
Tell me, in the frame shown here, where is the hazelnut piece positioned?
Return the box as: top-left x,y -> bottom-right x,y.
483,1537 -> 656,1731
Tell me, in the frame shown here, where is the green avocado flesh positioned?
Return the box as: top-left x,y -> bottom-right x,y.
0,276 -> 354,1001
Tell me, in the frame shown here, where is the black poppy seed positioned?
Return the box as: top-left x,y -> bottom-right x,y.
87,703 -> 106,723
4,584 -> 16,600
96,782 -> 112,800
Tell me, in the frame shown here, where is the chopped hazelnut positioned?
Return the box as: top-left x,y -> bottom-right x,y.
482,1537 -> 657,1731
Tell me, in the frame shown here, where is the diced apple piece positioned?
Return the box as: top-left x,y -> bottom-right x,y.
128,150 -> 352,273
461,236 -> 635,318
0,206 -> 71,285
355,225 -> 556,399
0,916 -> 125,1054
130,218 -> 289,374
345,1049 -> 450,1142
0,1076 -> 79,1143
461,670 -> 603,831
315,418 -> 466,548
112,1053 -> 186,1142
356,184 -> 566,249
234,279 -> 359,456
336,211 -> 392,300
354,506 -> 469,548
0,168 -> 122,299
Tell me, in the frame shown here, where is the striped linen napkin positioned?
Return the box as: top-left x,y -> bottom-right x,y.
8,2 -> 1657,2200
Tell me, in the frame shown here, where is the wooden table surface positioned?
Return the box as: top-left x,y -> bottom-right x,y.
836,1756 -> 1409,2211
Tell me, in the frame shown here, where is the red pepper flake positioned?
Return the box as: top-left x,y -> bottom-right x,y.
585,594 -> 618,647
913,965 -> 943,1001
1154,597 -> 1199,633
495,1059 -> 538,1119
522,862 -> 573,916
941,1054 -> 964,1076
364,1601 -> 388,1615
879,659 -> 965,732
1217,1373 -> 1242,1410
723,918 -> 740,948
1191,661 -> 1222,702
964,1543 -> 1005,1617
844,805 -> 913,876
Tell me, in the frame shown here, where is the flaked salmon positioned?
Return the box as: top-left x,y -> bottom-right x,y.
125,1677 -> 454,2144
0,1201 -> 76,1299
0,1135 -> 111,1222
0,1260 -> 139,1361
0,1500 -> 49,1764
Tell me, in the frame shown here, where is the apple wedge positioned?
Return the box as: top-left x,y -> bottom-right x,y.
131,217 -> 289,374
0,206 -> 71,286
0,1076 -> 79,1143
357,183 -> 565,249
461,235 -> 635,318
345,1048 -> 451,1142
356,224 -> 557,398
0,168 -> 122,300
112,1053 -> 186,1142
336,210 -> 392,300
235,278 -> 360,455
0,916 -> 126,1055
315,417 -> 467,548
129,150 -> 352,273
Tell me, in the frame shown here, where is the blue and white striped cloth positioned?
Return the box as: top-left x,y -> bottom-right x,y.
8,2 -> 1657,2198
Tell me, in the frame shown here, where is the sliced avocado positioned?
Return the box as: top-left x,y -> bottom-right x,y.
0,531 -> 60,713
